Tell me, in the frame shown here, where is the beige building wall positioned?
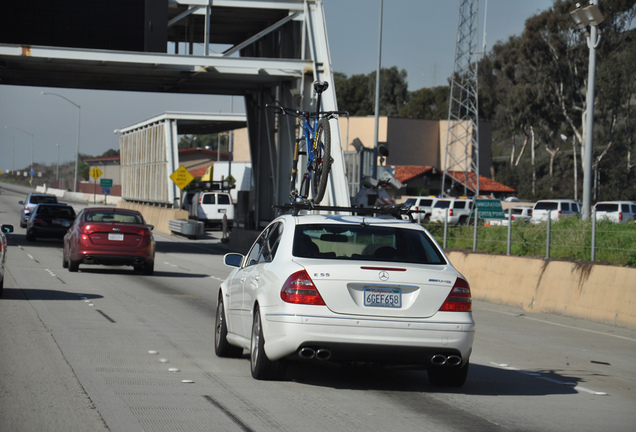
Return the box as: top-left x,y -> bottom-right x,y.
228,117 -> 491,175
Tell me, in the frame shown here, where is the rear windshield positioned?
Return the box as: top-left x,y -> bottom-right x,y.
85,211 -> 143,224
535,202 -> 558,210
36,206 -> 75,217
595,204 -> 618,212
217,194 -> 231,205
292,224 -> 446,265
32,195 -> 58,204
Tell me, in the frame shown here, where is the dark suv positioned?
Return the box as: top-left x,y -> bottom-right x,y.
18,193 -> 59,228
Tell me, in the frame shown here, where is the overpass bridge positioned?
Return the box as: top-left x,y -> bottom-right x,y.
0,0 -> 351,227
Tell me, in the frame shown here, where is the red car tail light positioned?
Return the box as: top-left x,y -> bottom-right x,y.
80,224 -> 96,235
619,212 -> 623,221
449,208 -> 454,217
439,277 -> 472,312
134,227 -> 152,237
281,270 -> 325,305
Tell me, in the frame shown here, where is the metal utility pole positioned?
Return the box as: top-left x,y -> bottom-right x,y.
441,0 -> 480,197
570,1 -> 604,220
372,0 -> 384,179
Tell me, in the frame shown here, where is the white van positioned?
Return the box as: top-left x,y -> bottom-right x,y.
189,192 -> 234,229
430,198 -> 474,225
593,201 -> 636,223
530,199 -> 581,224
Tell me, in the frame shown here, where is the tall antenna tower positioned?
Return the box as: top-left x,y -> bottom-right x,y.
441,0 -> 480,196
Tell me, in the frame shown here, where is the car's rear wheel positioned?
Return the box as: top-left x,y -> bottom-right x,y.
215,296 -> 243,358
142,261 -> 154,276
62,250 -> 69,268
68,258 -> 79,272
250,306 -> 286,380
428,360 -> 469,387
26,230 -> 36,242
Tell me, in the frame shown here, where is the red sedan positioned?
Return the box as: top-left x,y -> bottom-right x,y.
63,207 -> 155,275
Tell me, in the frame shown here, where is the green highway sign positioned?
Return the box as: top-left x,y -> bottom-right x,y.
100,178 -> 113,188
474,199 -> 505,219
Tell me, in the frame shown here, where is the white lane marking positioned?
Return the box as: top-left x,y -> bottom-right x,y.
490,362 -> 608,396
484,308 -> 636,343
207,275 -> 224,281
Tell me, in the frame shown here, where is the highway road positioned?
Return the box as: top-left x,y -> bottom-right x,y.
1,184 -> 635,432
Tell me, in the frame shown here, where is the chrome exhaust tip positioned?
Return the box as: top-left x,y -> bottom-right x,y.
315,348 -> 331,361
431,354 -> 447,366
298,347 -> 315,360
446,355 -> 462,366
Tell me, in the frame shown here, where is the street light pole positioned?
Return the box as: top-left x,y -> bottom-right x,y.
41,92 -> 81,192
56,143 -> 61,182
570,1 -> 604,220
5,125 -> 34,181
372,0 -> 383,179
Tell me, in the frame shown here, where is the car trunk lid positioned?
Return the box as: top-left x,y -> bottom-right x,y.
295,259 -> 458,318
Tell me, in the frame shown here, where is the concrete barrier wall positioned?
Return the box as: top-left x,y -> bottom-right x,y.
116,202 -> 188,234
447,251 -> 636,328
36,185 -> 122,205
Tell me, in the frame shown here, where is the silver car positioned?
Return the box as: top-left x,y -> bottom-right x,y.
18,193 -> 59,228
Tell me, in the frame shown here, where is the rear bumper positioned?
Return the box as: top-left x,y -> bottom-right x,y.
261,309 -> 475,365
74,249 -> 154,266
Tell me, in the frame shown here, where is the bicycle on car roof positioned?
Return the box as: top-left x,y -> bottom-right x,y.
267,80 -> 348,205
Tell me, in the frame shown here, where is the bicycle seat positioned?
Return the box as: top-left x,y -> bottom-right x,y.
313,81 -> 329,94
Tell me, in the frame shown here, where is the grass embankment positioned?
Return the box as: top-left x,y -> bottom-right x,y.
424,218 -> 636,267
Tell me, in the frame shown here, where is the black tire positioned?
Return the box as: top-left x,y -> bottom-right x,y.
215,296 -> 243,358
62,250 -> 69,269
142,261 -> 154,276
428,361 -> 469,387
310,117 -> 332,204
68,259 -> 79,272
26,230 -> 36,242
250,306 -> 286,380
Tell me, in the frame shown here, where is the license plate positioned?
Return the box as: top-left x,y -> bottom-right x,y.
218,209 -> 227,213
53,219 -> 71,227
364,287 -> 401,308
108,233 -> 124,241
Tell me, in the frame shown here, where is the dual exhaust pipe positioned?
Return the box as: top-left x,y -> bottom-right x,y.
298,347 -> 331,361
431,354 -> 462,366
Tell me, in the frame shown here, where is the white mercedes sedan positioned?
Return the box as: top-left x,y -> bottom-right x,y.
215,211 -> 475,386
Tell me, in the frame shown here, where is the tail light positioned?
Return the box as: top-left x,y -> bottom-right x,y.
439,277 -> 472,312
80,224 -> 96,235
619,212 -> 623,221
281,270 -> 325,305
449,208 -> 454,217
134,227 -> 152,237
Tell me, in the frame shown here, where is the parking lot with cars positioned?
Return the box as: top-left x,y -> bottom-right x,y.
1,184 -> 636,432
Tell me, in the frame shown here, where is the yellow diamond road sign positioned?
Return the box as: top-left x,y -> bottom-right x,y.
170,165 -> 195,190
90,166 -> 103,180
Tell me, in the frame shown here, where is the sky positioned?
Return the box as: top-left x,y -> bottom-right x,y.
0,0 -> 554,170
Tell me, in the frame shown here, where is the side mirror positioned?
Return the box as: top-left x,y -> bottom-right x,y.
223,253 -> 243,268
1,224 -> 14,234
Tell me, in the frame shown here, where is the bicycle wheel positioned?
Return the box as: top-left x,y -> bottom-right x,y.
310,117 -> 332,204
